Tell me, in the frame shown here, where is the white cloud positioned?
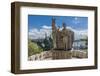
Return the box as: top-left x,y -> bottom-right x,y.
42,25 -> 52,29
29,25 -> 87,40
66,26 -> 88,40
29,25 -> 52,39
72,17 -> 80,24
74,17 -> 78,20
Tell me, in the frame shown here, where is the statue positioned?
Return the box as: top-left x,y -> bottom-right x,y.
62,23 -> 69,51
52,18 -> 74,51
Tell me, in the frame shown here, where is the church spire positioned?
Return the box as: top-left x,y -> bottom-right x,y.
52,17 -> 56,30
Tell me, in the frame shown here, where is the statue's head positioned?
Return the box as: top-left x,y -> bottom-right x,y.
57,26 -> 60,31
62,22 -> 66,29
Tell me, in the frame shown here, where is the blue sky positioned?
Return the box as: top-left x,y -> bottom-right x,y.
28,15 -> 88,31
28,15 -> 88,39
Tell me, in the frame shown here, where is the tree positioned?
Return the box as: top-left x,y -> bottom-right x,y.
43,36 -> 53,51
28,39 -> 43,56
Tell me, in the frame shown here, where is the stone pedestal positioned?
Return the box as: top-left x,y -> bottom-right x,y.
51,50 -> 72,59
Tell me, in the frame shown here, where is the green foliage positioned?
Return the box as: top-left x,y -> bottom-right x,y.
28,39 -> 43,56
28,35 -> 53,56
43,37 -> 53,51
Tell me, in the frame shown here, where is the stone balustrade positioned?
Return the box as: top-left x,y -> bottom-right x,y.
72,50 -> 88,58
28,50 -> 88,61
28,51 -> 52,60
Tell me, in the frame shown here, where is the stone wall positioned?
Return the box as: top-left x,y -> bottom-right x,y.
51,51 -> 72,59
28,50 -> 88,61
72,50 -> 88,58
28,51 -> 52,61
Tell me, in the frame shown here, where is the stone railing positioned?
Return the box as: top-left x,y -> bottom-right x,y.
28,51 -> 52,61
72,50 -> 88,58
28,50 -> 88,60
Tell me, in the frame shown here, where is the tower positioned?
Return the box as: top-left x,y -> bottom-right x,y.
52,18 -> 56,30
52,18 -> 57,49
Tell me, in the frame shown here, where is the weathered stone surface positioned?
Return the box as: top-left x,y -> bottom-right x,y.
28,51 -> 52,61
28,50 -> 88,60
52,18 -> 74,51
72,50 -> 88,58
28,50 -> 72,60
51,50 -> 72,59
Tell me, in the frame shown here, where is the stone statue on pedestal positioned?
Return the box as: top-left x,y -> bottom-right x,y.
52,18 -> 74,51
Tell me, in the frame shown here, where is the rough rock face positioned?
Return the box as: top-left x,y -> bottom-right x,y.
52,18 -> 74,51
